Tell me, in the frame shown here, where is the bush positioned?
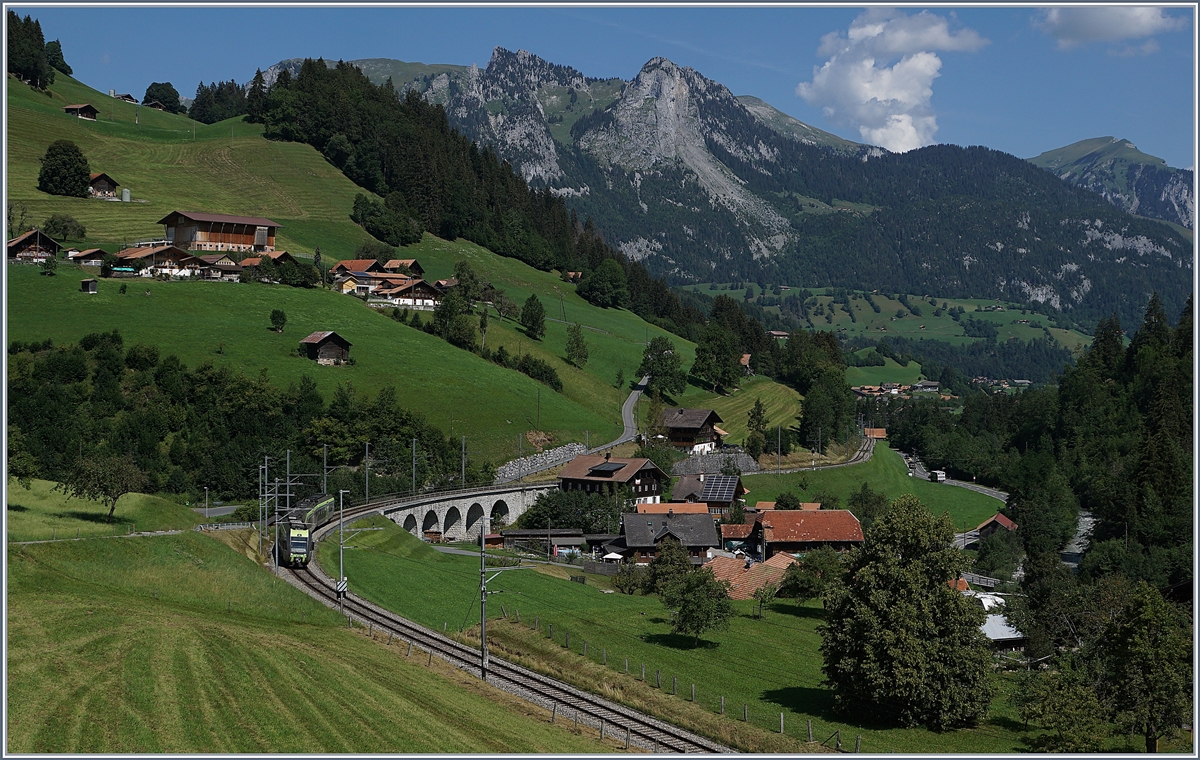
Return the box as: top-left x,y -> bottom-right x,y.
41,213 -> 85,241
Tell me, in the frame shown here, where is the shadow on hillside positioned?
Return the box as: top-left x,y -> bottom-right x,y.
644,632 -> 720,650
768,603 -> 826,621
7,503 -> 29,512
760,685 -> 838,722
57,510 -> 112,524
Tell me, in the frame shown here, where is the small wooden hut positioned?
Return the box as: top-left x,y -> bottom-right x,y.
299,331 -> 351,365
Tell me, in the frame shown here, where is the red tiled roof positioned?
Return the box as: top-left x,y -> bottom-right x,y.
240,257 -> 262,267
704,554 -> 797,600
156,211 -> 281,228
977,513 -> 1018,532
637,503 -> 709,514
760,510 -> 863,544
950,577 -> 969,592
721,523 -> 753,540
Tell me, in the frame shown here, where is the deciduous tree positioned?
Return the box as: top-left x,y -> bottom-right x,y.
820,494 -> 993,729
270,309 -> 287,333
637,336 -> 686,398
661,567 -> 734,645
37,140 -> 89,197
54,453 -> 146,523
565,322 -> 588,367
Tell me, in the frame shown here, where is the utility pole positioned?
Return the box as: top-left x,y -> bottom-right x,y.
461,436 -> 466,486
273,478 -> 280,575
323,444 -> 328,494
204,486 -> 208,519
537,387 -> 541,431
338,489 -> 350,609
479,517 -> 529,683
365,442 -> 371,506
411,438 -> 417,495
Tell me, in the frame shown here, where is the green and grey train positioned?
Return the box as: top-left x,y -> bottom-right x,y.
275,493 -> 335,568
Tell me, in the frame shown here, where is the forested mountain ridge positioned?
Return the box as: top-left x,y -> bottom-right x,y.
258,49 -> 1191,330
1029,136 -> 1194,230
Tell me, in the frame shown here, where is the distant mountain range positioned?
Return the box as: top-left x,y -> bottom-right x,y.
261,51 -> 1191,330
1029,137 -> 1193,231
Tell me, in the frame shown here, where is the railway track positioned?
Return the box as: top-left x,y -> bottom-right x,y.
280,501 -> 734,754
284,560 -> 732,754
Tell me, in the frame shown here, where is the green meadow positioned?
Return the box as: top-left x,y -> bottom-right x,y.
742,442 -> 1002,530
684,284 -> 1092,355
6,532 -> 614,753
320,516 -> 1032,754
6,478 -> 202,541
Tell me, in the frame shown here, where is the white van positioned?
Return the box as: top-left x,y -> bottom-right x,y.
930,470 -> 947,482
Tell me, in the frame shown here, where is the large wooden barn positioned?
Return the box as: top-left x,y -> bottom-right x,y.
299,331 -> 352,365
7,229 -> 61,263
157,211 -> 281,254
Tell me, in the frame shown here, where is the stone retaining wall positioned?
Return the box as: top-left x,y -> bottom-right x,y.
495,442 -> 587,482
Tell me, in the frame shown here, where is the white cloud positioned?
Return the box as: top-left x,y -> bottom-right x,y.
797,9 -> 988,153
1036,7 -> 1187,49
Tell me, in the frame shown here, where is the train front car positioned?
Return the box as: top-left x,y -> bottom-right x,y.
278,520 -> 312,567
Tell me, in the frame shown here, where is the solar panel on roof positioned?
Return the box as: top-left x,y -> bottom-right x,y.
700,475 -> 738,503
588,462 -> 625,475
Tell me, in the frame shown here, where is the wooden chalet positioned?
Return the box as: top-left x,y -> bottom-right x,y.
976,513 -> 1018,542
558,454 -> 667,505
7,229 -> 61,263
114,93 -> 138,104
746,510 -> 864,559
299,331 -> 352,365
239,251 -> 297,269
606,513 -> 720,565
382,259 -> 425,277
144,100 -> 168,111
767,330 -> 790,340
63,103 -> 98,120
659,408 -> 726,454
564,271 -> 582,283
195,254 -> 242,281
67,248 -> 106,266
157,211 -> 281,253
80,278 -> 98,294
115,245 -> 202,278
88,172 -> 119,197
434,277 -> 458,291
372,278 -> 444,310
670,473 -> 747,517
331,259 -> 385,276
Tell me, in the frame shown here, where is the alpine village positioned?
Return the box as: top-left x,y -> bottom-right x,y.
6,12 -> 1193,755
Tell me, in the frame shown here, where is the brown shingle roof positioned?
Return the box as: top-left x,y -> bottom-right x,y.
332,259 -> 384,272
760,510 -> 864,544
660,408 -> 723,431
156,211 -> 281,228
558,455 -> 664,485
299,331 -> 351,346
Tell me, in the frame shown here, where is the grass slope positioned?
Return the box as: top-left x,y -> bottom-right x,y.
320,519 -> 1032,753
6,532 -> 614,753
7,478 -> 202,541
742,442 -> 1002,531
6,74 -> 377,258
7,265 -> 612,463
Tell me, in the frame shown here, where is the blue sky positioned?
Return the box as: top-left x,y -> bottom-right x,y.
15,5 -> 1196,168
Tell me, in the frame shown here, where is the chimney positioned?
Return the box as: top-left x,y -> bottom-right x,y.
668,508 -> 674,517
605,451 -> 611,462
699,473 -> 704,482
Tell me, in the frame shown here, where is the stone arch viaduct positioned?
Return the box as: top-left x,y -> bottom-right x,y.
362,483 -> 558,541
